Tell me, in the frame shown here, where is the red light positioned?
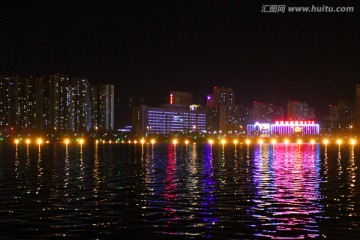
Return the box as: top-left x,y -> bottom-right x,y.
170,94 -> 173,104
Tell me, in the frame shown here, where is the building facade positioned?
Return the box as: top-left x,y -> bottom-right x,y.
206,87 -> 240,134
247,120 -> 320,136
132,105 -> 206,136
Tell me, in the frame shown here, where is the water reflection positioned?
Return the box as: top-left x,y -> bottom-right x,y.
348,146 -> 356,215
2,143 -> 360,238
93,143 -> 100,200
252,143 -> 321,239
64,144 -> 70,190
338,146 -> 343,177
162,144 -> 177,228
201,144 -> 219,238
36,145 -> 43,195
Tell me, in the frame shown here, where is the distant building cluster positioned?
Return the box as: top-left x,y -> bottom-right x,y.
0,74 -> 114,135
130,84 -> 360,137
132,86 -> 323,137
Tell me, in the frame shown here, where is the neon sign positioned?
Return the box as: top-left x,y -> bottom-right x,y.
294,126 -> 303,132
275,120 -> 315,125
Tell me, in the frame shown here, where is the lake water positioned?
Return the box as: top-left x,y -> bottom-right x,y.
0,142 -> 359,239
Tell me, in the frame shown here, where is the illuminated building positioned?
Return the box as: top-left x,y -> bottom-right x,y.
91,84 -> 114,131
0,76 -> 16,130
328,104 -> 338,131
206,86 -> 239,134
287,100 -> 315,120
247,122 -> 271,137
47,74 -> 72,131
0,75 -> 43,132
356,84 -> 360,133
213,87 -> 235,107
247,120 -> 320,136
0,74 -> 114,135
219,104 -> 240,134
328,100 -> 354,135
71,77 -> 91,132
205,106 -> 219,133
132,105 -> 206,136
271,121 -> 319,135
252,101 -> 284,122
169,91 -> 193,106
337,100 -> 354,131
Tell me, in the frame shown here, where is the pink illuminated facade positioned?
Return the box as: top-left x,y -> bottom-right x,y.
247,120 -> 320,136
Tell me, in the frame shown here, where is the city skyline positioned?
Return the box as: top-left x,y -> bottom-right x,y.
0,74 -> 114,135
0,1 -> 359,124
0,73 -> 357,132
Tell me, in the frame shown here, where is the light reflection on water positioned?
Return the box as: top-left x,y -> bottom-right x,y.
252,144 -> 322,239
0,143 -> 360,238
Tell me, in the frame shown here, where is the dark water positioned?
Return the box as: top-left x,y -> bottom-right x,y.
0,142 -> 359,239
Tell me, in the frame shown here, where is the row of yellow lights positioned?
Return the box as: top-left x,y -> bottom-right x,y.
209,139 -> 356,145
14,138 -> 85,145
95,139 -> 156,144
13,138 -> 357,146
100,138 -> 355,145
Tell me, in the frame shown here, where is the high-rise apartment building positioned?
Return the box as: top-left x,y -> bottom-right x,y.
287,100 -> 315,120
71,77 -> 91,132
206,87 -> 239,133
213,86 -> 235,106
91,84 -> 114,131
47,74 -> 73,131
337,100 -> 354,130
252,101 -> 284,122
0,75 -> 114,135
0,76 -> 15,130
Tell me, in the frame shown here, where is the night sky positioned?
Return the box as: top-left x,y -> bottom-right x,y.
1,1 -> 359,126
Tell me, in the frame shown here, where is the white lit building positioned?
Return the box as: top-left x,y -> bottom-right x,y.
132,105 -> 206,136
